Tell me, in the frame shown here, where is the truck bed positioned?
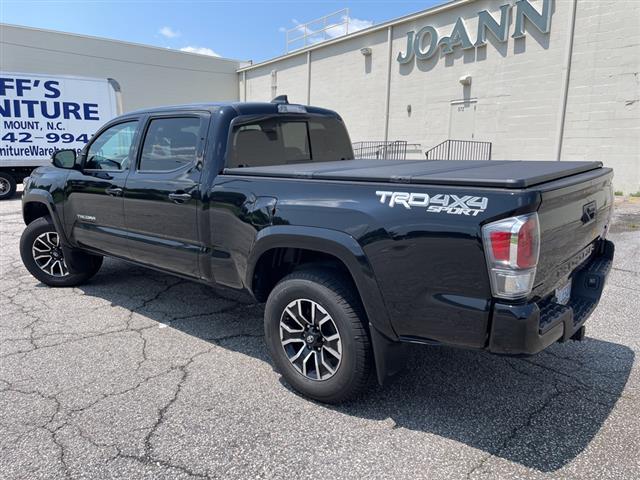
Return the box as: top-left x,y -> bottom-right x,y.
224,159 -> 603,189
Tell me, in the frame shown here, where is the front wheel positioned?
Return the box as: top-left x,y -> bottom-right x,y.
20,217 -> 103,287
264,268 -> 373,403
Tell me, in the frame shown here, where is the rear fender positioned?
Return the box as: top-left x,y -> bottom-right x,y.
247,225 -> 406,383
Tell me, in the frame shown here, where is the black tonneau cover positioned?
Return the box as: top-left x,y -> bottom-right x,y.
224,159 -> 603,189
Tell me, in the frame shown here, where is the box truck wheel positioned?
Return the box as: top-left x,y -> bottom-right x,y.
0,172 -> 17,200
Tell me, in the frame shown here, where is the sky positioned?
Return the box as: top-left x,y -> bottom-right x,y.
0,0 -> 444,62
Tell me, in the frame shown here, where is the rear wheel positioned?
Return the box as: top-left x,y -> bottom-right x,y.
20,217 -> 103,287
264,268 -> 373,403
0,172 -> 17,200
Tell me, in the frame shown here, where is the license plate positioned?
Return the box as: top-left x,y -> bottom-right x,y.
556,280 -> 572,305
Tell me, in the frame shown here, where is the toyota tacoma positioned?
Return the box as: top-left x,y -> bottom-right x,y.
20,98 -> 615,403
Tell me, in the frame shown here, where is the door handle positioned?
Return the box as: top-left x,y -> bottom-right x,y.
105,187 -> 123,197
168,192 -> 192,204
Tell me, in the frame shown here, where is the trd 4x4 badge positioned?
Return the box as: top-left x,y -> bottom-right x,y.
376,191 -> 488,216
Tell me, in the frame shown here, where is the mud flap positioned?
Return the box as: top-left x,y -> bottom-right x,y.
60,246 -> 100,274
369,323 -> 409,385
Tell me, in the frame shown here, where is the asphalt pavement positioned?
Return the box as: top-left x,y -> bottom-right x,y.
1,193 -> 639,479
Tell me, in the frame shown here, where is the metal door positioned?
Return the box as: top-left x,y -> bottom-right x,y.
449,99 -> 477,140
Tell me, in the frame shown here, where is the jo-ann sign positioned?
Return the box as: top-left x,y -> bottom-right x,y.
397,0 -> 552,64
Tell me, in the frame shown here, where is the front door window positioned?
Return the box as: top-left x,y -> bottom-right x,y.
85,121 -> 138,171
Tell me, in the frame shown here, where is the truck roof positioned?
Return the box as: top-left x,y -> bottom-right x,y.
124,102 -> 339,117
225,159 -> 606,189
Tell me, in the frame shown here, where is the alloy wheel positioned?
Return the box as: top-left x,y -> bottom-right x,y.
31,232 -> 69,277
279,298 -> 342,381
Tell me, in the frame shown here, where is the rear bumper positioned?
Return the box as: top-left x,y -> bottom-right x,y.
487,240 -> 614,355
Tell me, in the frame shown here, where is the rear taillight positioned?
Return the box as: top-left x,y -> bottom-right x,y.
482,213 -> 540,300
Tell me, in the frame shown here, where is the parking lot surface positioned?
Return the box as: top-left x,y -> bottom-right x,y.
1,194 -> 639,479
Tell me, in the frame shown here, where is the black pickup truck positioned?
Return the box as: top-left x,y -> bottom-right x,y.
20,98 -> 614,403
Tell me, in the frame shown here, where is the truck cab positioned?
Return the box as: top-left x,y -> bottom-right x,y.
23,100 -> 353,274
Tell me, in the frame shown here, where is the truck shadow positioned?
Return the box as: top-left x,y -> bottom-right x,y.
340,342 -> 634,472
77,258 -> 634,473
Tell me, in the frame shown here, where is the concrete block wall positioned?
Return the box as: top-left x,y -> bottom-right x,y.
309,29 -> 389,142
244,54 -> 308,105
387,0 -> 569,162
243,29 -> 390,142
240,0 -> 638,192
562,0 -> 640,193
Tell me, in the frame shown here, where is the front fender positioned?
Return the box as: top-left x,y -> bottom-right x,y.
22,189 -> 70,247
246,225 -> 397,341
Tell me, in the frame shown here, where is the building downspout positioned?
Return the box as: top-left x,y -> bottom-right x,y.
555,0 -> 578,160
306,50 -> 312,105
383,26 -> 393,144
242,70 -> 247,101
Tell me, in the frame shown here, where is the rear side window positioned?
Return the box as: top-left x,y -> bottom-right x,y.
139,117 -> 200,171
228,117 -> 353,168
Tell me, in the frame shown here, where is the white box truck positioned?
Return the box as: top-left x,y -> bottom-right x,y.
0,72 -> 121,199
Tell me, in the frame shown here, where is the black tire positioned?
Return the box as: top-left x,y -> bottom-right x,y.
20,216 -> 103,287
264,268 -> 373,403
0,172 -> 17,200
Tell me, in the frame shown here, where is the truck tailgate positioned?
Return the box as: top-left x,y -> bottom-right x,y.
532,168 -> 614,298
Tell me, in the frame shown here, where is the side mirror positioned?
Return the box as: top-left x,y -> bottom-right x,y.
52,149 -> 77,169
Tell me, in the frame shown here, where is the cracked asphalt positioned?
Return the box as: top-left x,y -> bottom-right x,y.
1,193 -> 639,480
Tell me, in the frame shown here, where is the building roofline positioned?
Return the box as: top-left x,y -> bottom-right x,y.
0,22 -> 249,65
237,0 -> 473,73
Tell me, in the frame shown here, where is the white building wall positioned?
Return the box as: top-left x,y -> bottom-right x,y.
240,0 -> 640,193
308,30 -> 389,142
562,0 -> 640,194
245,54 -> 308,105
244,30 -> 390,142
387,0 -> 569,161
0,24 -> 241,113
